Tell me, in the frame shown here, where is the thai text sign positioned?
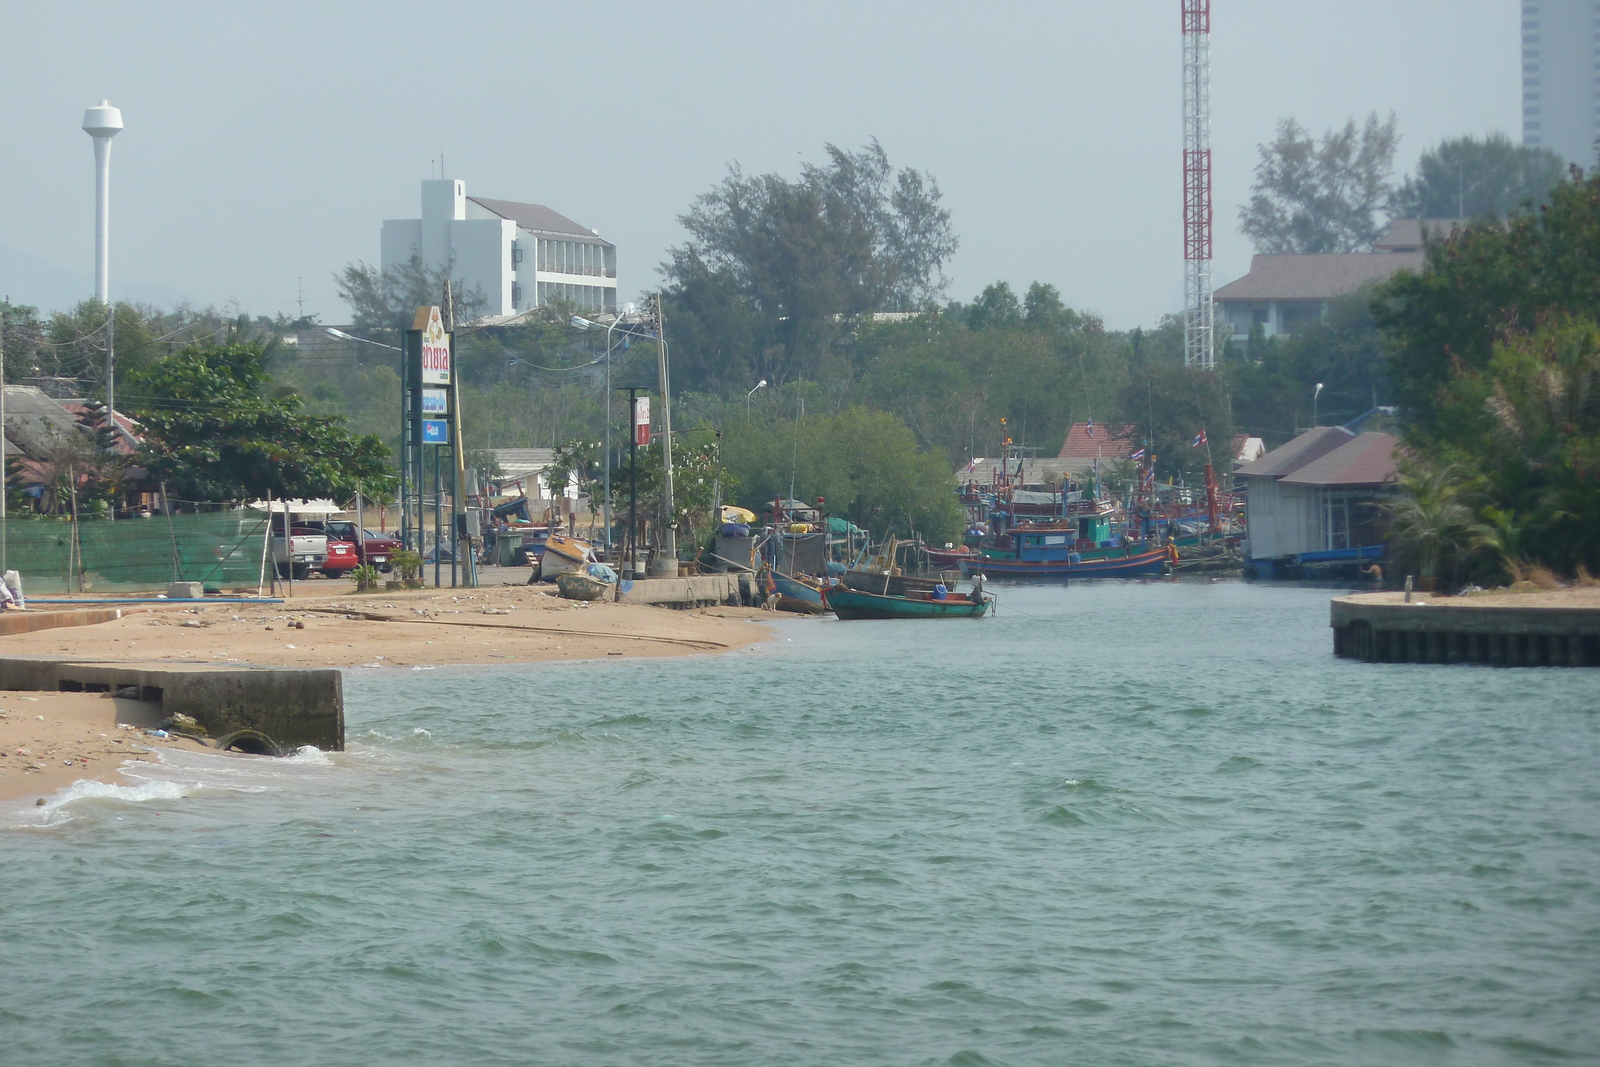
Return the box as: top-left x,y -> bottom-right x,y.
633,396 -> 650,446
421,388 -> 448,414
422,420 -> 448,445
417,306 -> 451,385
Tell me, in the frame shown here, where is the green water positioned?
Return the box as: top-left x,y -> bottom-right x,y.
2,582 -> 1596,1065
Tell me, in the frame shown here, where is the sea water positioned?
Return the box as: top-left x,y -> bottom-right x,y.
1,582 -> 1596,1066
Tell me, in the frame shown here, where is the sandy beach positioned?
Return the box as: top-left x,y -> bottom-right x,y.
0,582 -> 776,805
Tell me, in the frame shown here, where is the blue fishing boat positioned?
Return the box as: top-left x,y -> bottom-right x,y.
823,585 -> 991,619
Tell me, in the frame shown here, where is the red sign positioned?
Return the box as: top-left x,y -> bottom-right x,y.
633,396 -> 650,446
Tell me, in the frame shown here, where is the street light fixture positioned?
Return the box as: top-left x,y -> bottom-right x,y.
1313,382 -> 1325,427
326,326 -> 401,352
746,379 -> 768,416
571,308 -> 646,554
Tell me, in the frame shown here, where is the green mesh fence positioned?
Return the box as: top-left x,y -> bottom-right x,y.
0,511 -> 271,594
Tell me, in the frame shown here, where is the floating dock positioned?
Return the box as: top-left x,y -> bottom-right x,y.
1331,591 -> 1600,667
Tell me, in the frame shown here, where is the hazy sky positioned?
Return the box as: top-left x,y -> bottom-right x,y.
0,1 -> 1519,330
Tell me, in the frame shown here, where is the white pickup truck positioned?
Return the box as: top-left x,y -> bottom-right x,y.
269,518 -> 326,580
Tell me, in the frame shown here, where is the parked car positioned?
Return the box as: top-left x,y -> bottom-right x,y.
269,516 -> 326,580
322,520 -> 401,572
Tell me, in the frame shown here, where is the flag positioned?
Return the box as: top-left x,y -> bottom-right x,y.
1129,448 -> 1146,461
1085,419 -> 1095,438
1190,429 -> 1208,448
967,458 -> 976,473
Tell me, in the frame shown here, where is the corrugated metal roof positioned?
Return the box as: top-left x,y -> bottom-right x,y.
1212,252 -> 1424,301
489,448 -> 556,480
2,385 -> 87,457
467,197 -> 610,243
1279,432 -> 1400,487
1235,426 -> 1354,480
1057,421 -> 1137,459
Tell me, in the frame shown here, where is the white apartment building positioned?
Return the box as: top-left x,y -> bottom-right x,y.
381,179 -> 617,320
1522,0 -> 1600,165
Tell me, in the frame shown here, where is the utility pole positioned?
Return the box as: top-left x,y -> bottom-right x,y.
649,292 -> 677,577
1181,1 -> 1215,369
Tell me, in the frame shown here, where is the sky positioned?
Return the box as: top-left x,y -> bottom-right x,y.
0,1 -> 1521,330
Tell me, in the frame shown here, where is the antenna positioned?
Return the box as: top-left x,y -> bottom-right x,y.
1181,2 -> 1215,369
297,277 -> 305,320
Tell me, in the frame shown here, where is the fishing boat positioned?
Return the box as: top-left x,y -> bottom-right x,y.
538,532 -> 595,580
764,568 -> 829,614
960,545 -> 1171,579
823,585 -> 991,619
841,570 -> 957,598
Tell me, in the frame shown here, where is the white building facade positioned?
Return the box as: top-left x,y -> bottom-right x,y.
1522,0 -> 1600,165
381,179 -> 617,320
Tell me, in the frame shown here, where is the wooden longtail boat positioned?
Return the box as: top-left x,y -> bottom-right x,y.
841,570 -> 958,598
765,569 -> 829,614
823,585 -> 991,619
959,546 -> 1171,579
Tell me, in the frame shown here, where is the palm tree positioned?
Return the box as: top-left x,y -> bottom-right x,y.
1386,464 -> 1471,581
1470,506 -> 1530,584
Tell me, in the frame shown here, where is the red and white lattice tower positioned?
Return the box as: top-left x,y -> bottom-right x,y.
1181,0 -> 1214,368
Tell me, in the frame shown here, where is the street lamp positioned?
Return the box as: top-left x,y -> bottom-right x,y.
326,326 -> 401,352
573,305 -> 642,554
746,379 -> 768,416
1313,382 -> 1325,427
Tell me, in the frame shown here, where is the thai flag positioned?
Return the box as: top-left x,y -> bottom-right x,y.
1191,429 -> 1207,447
967,458 -> 976,473
1085,419 -> 1095,438
1129,448 -> 1146,461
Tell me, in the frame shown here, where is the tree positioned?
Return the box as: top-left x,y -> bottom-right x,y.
1385,463 -> 1471,581
1228,287 -> 1391,443
662,140 -> 957,390
1116,361 -> 1233,483
124,342 -> 395,502
1239,112 -> 1400,253
335,254 -> 487,332
722,406 -> 963,543
1389,134 -> 1567,219
1374,167 -> 1600,446
1375,167 -> 1600,577
964,282 -> 1022,331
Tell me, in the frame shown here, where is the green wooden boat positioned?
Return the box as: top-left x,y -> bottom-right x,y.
823,585 -> 991,620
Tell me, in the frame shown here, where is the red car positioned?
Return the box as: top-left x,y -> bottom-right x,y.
290,525 -> 359,577
323,520 -> 402,572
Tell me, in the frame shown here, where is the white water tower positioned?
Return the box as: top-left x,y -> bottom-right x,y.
82,100 -> 123,304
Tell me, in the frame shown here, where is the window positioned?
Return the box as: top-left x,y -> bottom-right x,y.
512,284 -> 522,306
511,244 -> 524,267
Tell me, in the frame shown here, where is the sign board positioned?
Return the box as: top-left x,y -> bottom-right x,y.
416,305 -> 451,385
422,419 -> 449,445
421,388 -> 448,415
633,396 -> 651,446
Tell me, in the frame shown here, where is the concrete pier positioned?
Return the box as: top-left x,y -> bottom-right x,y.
1331,592 -> 1600,667
617,573 -> 743,609
0,656 -> 344,752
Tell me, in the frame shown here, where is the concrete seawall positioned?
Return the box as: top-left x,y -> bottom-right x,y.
618,574 -> 743,609
0,656 -> 344,752
1331,594 -> 1600,667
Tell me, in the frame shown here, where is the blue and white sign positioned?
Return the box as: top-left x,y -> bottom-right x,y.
422,419 -> 449,444
421,388 -> 448,414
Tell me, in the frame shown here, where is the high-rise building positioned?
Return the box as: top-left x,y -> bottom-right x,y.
382,179 -> 617,320
1521,0 -> 1600,166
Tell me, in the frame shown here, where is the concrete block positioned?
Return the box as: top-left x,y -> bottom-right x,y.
167,582 -> 205,599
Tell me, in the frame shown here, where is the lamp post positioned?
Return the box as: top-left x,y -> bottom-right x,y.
746,379 -> 768,416
572,305 -> 642,555
325,327 -> 401,353
1313,382 -> 1325,427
